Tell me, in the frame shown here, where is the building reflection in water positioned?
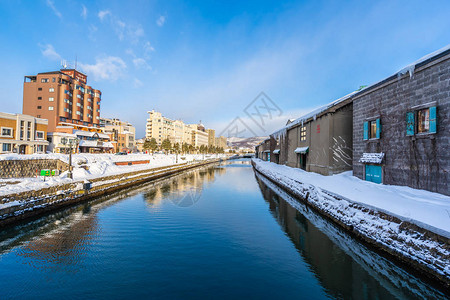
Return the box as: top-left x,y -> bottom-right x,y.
143,166 -> 225,208
255,173 -> 447,300
0,186 -> 141,272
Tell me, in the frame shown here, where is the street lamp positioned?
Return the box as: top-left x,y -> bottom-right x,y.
66,137 -> 79,179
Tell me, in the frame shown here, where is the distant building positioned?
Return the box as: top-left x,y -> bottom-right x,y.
23,69 -> 102,132
99,117 -> 136,153
206,129 -> 215,147
47,132 -> 77,153
146,110 -> 192,145
135,138 -> 145,152
0,112 -> 48,154
215,136 -> 227,149
190,123 -> 209,147
146,110 -> 215,149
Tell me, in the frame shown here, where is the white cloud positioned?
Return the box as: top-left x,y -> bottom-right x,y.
132,58 -> 152,70
81,5 -> 87,19
78,56 -> 127,81
39,44 -> 61,61
133,78 -> 143,88
88,25 -> 98,41
46,0 -> 62,19
98,10 -> 111,21
156,15 -> 166,27
98,10 -> 144,43
144,41 -> 155,54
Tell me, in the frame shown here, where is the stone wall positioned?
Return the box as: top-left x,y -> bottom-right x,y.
0,159 -> 70,178
353,56 -> 450,195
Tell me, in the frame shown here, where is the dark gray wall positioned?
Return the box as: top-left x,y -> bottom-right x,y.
353,56 -> 450,195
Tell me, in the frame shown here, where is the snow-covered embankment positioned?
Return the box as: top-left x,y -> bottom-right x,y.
252,158 -> 450,286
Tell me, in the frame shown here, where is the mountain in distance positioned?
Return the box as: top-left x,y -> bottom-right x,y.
227,136 -> 268,149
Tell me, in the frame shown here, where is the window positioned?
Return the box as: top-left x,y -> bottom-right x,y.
370,120 -> 377,139
49,88 -> 54,92
417,108 -> 430,133
37,115 -> 41,118
37,106 -> 42,109
406,106 -> 437,136
363,118 -> 381,140
52,77 -> 56,82
1,127 -> 13,137
38,87 -> 42,91
36,131 -> 44,139
38,96 -> 42,100
2,143 -> 12,152
49,106 -> 54,111
300,126 -> 306,141
36,145 -> 44,152
77,94 -> 81,98
49,97 -> 54,102
41,78 -> 49,83
76,111 -> 81,115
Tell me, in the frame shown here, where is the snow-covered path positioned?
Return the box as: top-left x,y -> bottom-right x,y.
253,159 -> 450,236
0,153 -> 225,197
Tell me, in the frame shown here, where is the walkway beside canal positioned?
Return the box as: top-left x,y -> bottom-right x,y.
0,158 -> 222,227
252,158 -> 450,288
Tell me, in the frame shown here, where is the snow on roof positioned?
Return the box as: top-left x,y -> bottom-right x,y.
270,45 -> 450,141
397,44 -> 450,78
79,140 -> 98,147
273,149 -> 280,154
359,153 -> 384,164
98,133 -> 110,139
79,140 -> 114,148
294,146 -> 309,154
272,91 -> 357,139
48,132 -> 77,137
74,130 -> 96,137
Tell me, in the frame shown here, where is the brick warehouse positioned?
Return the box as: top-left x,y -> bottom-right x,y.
352,47 -> 449,195
256,45 -> 449,196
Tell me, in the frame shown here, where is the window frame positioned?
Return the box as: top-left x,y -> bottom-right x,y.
2,143 -> 12,152
1,127 -> 13,137
407,105 -> 437,136
36,131 -> 45,140
300,126 -> 307,141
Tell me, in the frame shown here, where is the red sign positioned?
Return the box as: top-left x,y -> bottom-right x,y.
316,124 -> 320,133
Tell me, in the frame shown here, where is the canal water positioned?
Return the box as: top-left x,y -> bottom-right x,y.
0,159 -> 446,299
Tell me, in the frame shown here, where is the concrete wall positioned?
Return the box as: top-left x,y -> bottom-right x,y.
0,159 -> 69,178
353,56 -> 450,195
330,104 -> 353,173
281,103 -> 353,176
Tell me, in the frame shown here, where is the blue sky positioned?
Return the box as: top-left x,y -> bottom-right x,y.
1,0 -> 450,138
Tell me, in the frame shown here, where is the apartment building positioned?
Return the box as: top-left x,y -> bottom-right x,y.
206,129 -> 215,147
215,136 -> 227,149
23,69 -> 102,132
99,117 -> 136,152
190,123 -> 209,147
0,112 -> 48,154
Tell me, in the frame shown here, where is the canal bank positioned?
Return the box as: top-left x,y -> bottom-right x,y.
0,158 -> 223,228
251,159 -> 450,289
0,159 -> 446,299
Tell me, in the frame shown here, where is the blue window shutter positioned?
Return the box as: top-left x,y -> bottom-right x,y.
406,112 -> 415,136
376,118 -> 381,139
363,121 -> 369,140
429,106 -> 437,133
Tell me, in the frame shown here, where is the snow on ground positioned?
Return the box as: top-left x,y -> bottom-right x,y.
0,153 -> 226,197
252,159 -> 450,237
